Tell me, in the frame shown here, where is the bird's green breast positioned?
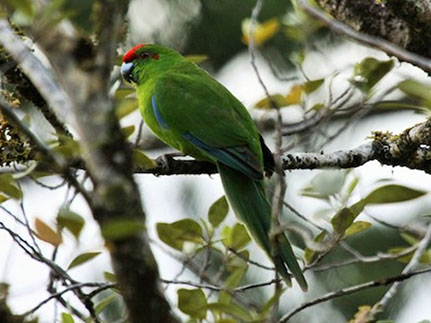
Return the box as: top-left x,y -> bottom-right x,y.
136,81 -> 215,162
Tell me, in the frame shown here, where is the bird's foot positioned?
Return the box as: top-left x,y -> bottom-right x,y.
156,152 -> 185,171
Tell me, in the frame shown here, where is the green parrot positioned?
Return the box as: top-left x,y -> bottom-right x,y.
121,44 -> 307,291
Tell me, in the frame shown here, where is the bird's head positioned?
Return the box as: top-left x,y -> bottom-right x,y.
121,44 -> 182,85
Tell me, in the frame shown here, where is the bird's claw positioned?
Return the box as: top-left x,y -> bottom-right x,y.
156,152 -> 184,171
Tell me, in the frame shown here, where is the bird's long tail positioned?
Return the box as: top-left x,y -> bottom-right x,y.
218,163 -> 308,291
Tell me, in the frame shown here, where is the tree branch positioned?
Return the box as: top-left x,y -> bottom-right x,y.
297,0 -> 431,73
0,8 -> 178,323
369,221 -> 431,319
278,267 -> 431,322
22,282 -> 115,318
134,118 -> 431,175
4,117 -> 431,177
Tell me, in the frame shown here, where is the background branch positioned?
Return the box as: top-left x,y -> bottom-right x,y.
370,221 -> 431,319
279,267 -> 431,322
297,0 -> 431,73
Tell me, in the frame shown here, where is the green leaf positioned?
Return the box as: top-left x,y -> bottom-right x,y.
420,250 -> 431,265
53,136 -> 81,158
353,57 -> 394,92
208,196 -> 229,228
400,232 -> 419,245
387,247 -> 414,263
157,223 -> 183,250
311,103 -> 324,111
121,125 -> 135,139
330,199 -> 369,235
216,319 -> 236,323
6,0 -> 34,18
398,79 -> 431,106
172,219 -> 202,242
101,219 -> 146,241
242,18 -> 280,46
0,174 -> 22,199
103,271 -> 117,282
394,247 -> 431,265
226,250 -> 249,272
61,312 -> 74,323
207,302 -> 252,321
351,305 -> 372,323
68,251 -> 101,269
57,208 -> 85,239
345,221 -> 372,237
133,149 -> 157,169
390,247 -> 431,265
218,267 -> 247,304
95,294 -> 116,314
115,98 -> 139,119
259,288 -> 286,316
178,288 -> 207,320
222,223 -> 251,250
0,194 -> 10,204
285,85 -> 304,105
304,230 -> 327,264
349,199 -> 368,216
365,184 -> 427,204
114,87 -> 135,100
331,207 -> 355,234
304,79 -> 324,94
156,219 -> 203,251
345,176 -> 360,196
254,94 -> 288,110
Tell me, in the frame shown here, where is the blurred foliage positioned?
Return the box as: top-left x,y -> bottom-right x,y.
184,0 -> 291,69
182,0 -> 329,72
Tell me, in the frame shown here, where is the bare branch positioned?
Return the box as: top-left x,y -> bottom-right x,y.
369,221 -> 431,318
0,20 -> 74,125
279,267 -> 431,322
4,115 -> 431,177
22,282 -> 115,317
297,0 -> 431,73
311,244 -> 418,273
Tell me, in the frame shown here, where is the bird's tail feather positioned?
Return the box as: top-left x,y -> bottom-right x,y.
218,163 -> 308,291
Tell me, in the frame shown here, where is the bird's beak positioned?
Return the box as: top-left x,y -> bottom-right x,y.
121,61 -> 135,83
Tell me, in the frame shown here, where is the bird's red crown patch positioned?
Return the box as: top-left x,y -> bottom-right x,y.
123,43 -> 146,63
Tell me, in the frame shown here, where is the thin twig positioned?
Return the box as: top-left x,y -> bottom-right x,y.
160,278 -> 279,292
22,282 -> 114,317
279,267 -> 431,322
15,180 -> 42,253
370,222 -> 431,318
297,0 -> 431,73
228,247 -> 274,271
311,245 -> 418,273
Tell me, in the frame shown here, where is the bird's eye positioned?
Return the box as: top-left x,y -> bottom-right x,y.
140,52 -> 151,59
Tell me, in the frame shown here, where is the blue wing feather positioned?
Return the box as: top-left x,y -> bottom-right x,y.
152,95 -> 168,129
183,132 -> 263,180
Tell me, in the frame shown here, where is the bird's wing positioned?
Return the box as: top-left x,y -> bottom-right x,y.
153,73 -> 263,179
